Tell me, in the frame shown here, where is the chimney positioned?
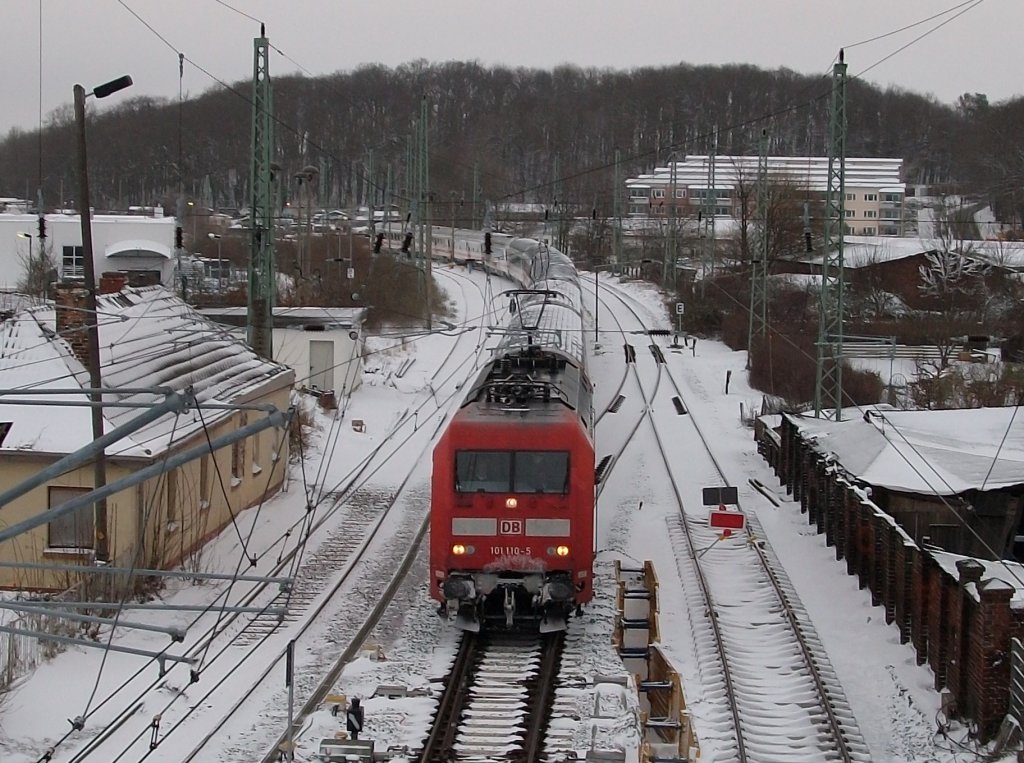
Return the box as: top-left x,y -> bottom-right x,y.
99,271 -> 128,295
54,283 -> 92,370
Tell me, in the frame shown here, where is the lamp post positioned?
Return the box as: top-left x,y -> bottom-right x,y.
449,190 -> 458,262
74,74 -> 132,563
16,232 -> 33,295
208,233 -> 223,289
186,200 -> 196,245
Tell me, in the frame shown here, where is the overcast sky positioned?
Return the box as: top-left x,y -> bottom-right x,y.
0,0 -> 1015,136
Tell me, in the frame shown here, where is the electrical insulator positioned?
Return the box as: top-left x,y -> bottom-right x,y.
484,232 -> 492,255
373,233 -> 384,254
591,208 -> 597,220
544,208 -> 549,221
175,226 -> 183,250
805,231 -> 814,253
401,232 -> 413,255
37,216 -> 46,239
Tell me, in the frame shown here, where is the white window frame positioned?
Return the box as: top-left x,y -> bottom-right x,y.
62,245 -> 85,279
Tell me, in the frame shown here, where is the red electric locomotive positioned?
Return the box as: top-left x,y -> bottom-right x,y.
430,241 -> 594,632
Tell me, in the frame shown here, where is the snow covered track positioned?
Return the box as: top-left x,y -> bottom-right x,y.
596,281 -> 869,763
420,631 -> 565,763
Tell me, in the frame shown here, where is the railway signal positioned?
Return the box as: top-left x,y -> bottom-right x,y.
708,504 -> 746,538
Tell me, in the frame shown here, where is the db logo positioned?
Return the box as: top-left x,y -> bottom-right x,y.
499,519 -> 523,535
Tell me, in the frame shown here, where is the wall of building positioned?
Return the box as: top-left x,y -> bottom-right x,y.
0,381 -> 292,591
0,213 -> 175,289
273,328 -> 363,395
135,381 -> 293,575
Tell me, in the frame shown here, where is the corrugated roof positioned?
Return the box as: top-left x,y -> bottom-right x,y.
789,407 -> 1024,495
0,286 -> 292,458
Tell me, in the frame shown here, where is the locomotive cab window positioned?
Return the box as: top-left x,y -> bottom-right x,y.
513,451 -> 569,493
455,450 -> 569,494
456,451 -> 512,493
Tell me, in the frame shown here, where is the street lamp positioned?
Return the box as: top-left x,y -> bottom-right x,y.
16,233 -> 33,295
208,233 -> 223,289
74,73 -> 132,563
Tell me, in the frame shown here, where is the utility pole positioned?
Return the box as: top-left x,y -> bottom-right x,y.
421,96 -> 432,331
552,156 -> 563,252
472,162 -> 480,230
665,155 -> 678,288
747,128 -> 770,367
74,74 -> 134,563
613,148 -> 622,265
248,25 -> 275,360
700,133 -> 718,296
815,50 -> 848,420
367,149 -> 375,240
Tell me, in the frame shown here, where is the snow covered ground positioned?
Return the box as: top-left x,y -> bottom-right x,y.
0,264 -> 1012,762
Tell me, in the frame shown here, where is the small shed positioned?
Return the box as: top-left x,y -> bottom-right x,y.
199,306 -> 367,396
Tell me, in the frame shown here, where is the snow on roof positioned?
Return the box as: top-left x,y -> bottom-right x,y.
0,286 -> 293,459
104,239 -> 172,258
789,407 -> 1024,495
791,235 -> 1024,270
197,306 -> 367,329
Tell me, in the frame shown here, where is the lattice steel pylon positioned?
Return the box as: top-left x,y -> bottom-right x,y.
248,26 -> 275,359
747,129 -> 770,367
700,131 -> 718,294
814,51 -> 848,419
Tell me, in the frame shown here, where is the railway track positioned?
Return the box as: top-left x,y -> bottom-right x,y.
420,631 -> 565,763
233,489 -> 392,646
55,271 -> 500,763
594,279 -> 870,763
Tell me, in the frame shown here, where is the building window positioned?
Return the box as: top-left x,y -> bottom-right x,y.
846,193 -> 856,201
863,227 -> 876,235
674,188 -> 686,199
883,193 -> 901,203
166,469 -> 177,523
231,413 -> 247,486
865,210 -> 877,218
845,209 -> 855,218
863,193 -> 878,202
199,454 -> 210,509
62,246 -> 85,279
652,189 -> 664,199
47,486 -> 94,549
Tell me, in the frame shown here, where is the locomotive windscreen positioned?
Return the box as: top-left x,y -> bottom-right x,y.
455,450 -> 569,494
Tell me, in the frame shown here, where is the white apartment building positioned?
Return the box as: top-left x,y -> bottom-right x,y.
626,156 -> 906,236
0,210 -> 176,290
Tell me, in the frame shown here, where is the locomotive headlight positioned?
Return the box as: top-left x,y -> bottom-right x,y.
556,545 -> 570,557
505,497 -> 518,509
452,544 -> 466,555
